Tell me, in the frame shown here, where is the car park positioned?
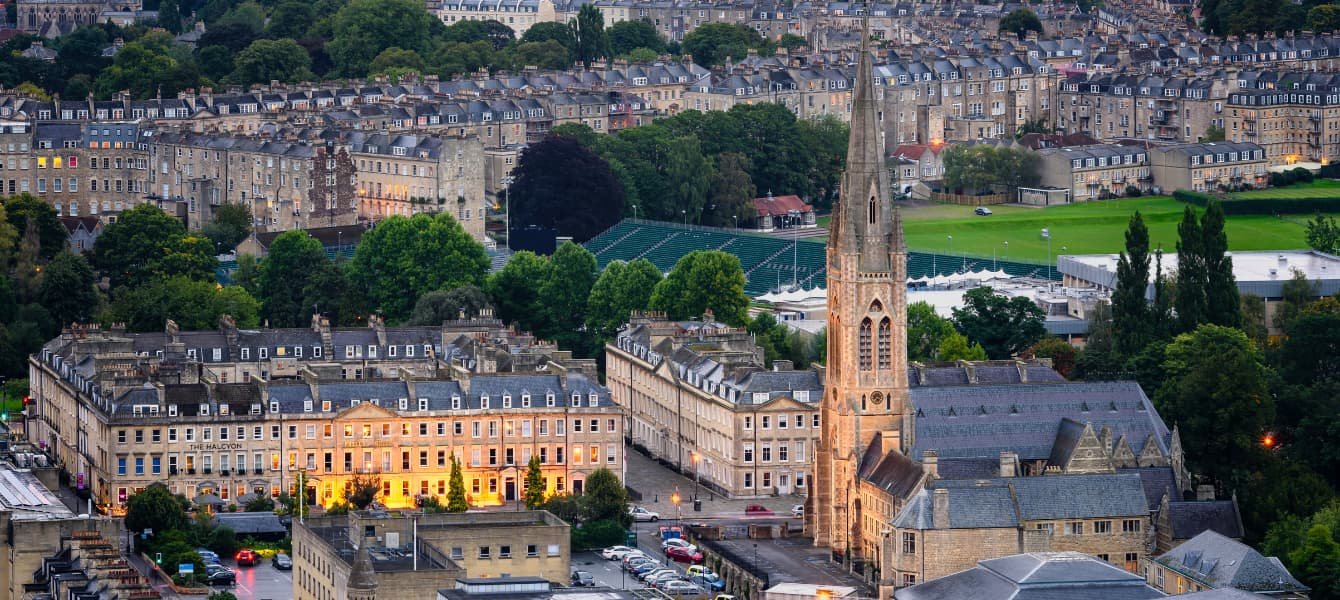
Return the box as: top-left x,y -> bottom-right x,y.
235,549 -> 258,566
602,545 -> 635,560
662,538 -> 696,552
632,562 -> 662,577
622,552 -> 653,568
648,572 -> 683,587
744,504 -> 774,516
205,565 -> 235,586
273,554 -> 292,570
642,568 -> 677,582
571,571 -> 595,587
630,506 -> 661,522
692,573 -> 727,591
686,565 -> 713,578
662,580 -> 705,596
667,546 -> 705,564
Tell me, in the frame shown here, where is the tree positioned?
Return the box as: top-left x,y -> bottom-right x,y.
937,332 -> 988,361
347,213 -> 489,322
586,259 -> 662,340
703,152 -> 757,228
14,221 -> 42,304
197,45 -> 235,82
1152,246 -> 1174,340
524,455 -> 546,509
1305,213 -> 1340,254
650,250 -> 749,326
998,8 -> 1043,38
521,21 -> 576,52
369,47 -> 426,76
1175,206 -> 1207,332
1112,211 -> 1152,357
1279,312 -> 1340,386
218,0 -> 266,34
1308,3 -> 1340,32
572,4 -> 610,65
103,277 -> 260,332
537,242 -> 597,353
126,483 -> 189,536
4,193 -> 63,260
1025,337 -> 1078,378
243,495 -> 275,512
508,136 -> 625,242
92,204 -> 217,289
265,1 -> 316,39
581,468 -> 631,527
777,33 -> 807,51
441,19 -> 514,50
941,144 -> 1040,193
258,230 -> 327,328
406,287 -> 490,327
487,251 -> 548,333
797,115 -> 850,210
232,254 -> 260,295
1240,293 -> 1268,348
1274,268 -> 1319,332
681,22 -> 768,67
951,286 -> 1046,359
1156,324 -> 1274,486
447,454 -> 468,512
38,251 -> 99,327
346,472 -> 381,510
608,19 -> 665,56
1202,124 -> 1227,142
228,38 -> 314,87
327,0 -> 437,76
665,136 -> 711,225
199,23 -> 261,54
727,103 -> 817,201
1202,200 -> 1240,328
906,301 -> 956,362
92,32 -> 203,99
201,203 -> 252,252
205,526 -> 240,561
1289,525 -> 1340,600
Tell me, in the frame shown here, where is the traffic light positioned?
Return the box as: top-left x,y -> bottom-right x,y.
154,552 -> 162,565
21,396 -> 29,407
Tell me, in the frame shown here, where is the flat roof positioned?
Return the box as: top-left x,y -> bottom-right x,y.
1060,250 -> 1340,298
0,464 -> 74,520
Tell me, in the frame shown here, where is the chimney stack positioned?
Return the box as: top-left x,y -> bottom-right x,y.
932,489 -> 950,528
1196,484 -> 1215,501
922,450 -> 939,478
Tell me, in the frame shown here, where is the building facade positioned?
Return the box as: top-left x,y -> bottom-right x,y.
1036,144 -> 1151,199
1148,141 -> 1268,192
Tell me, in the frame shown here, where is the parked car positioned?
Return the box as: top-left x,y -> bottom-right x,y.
662,580 -> 705,597
602,545 -> 636,560
641,568 -> 677,582
196,549 -> 221,564
273,554 -> 292,570
630,506 -> 661,522
622,552 -> 653,569
205,566 -> 235,586
791,504 -> 805,517
744,504 -> 774,516
692,573 -> 727,591
571,570 -> 595,587
648,572 -> 683,587
666,545 -> 705,564
686,565 -> 713,578
662,538 -> 696,552
235,549 -> 258,566
632,562 -> 663,577
714,595 -> 739,600
975,207 -> 993,216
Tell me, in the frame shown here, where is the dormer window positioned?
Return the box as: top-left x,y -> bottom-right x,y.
398,398 -> 408,410
571,394 -> 582,407
503,395 -> 512,408
419,398 -> 428,411
451,395 -> 461,410
481,395 -> 490,409
259,347 -> 268,359
521,394 -> 531,408
546,393 -> 555,407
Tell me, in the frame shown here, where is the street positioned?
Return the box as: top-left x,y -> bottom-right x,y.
219,557 -> 294,600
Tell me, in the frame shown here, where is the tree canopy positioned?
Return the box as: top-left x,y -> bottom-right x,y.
347,213 -> 489,321
92,204 -> 218,289
508,136 -> 625,242
649,250 -> 749,326
998,8 -> 1043,39
951,286 -> 1046,359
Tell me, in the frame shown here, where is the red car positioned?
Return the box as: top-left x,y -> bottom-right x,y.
666,545 -> 704,564
744,504 -> 774,516
235,550 -> 259,566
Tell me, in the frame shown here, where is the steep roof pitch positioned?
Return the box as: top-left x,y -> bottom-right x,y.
1156,530 -> 1307,594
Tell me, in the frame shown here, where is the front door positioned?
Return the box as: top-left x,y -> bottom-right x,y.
504,478 -> 516,502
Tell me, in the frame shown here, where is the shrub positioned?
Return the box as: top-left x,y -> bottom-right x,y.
1125,185 -> 1142,198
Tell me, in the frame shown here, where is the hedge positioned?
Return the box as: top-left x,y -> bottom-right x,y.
1173,189 -> 1340,215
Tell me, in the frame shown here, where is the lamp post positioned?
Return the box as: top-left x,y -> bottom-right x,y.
671,486 -> 682,525
691,453 -> 700,500
1041,228 -> 1052,282
681,209 -> 687,227
632,205 -> 638,220
733,215 -> 738,229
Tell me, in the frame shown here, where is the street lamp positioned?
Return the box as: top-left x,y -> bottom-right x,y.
671,486 -> 682,524
631,205 -> 638,220
691,453 -> 701,500
732,215 -> 738,229
681,209 -> 687,227
1041,228 -> 1052,282
1003,241 -> 1009,263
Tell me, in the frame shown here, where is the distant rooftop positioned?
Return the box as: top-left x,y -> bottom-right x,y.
0,462 -> 73,521
1060,250 -> 1340,298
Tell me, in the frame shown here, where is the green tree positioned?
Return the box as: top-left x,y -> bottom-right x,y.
524,455 -> 546,509
942,144 -> 1039,193
951,286 -> 1046,359
777,33 -> 807,51
649,250 -> 749,326
937,332 -> 988,361
1308,3 -> 1340,32
585,258 -> 661,340
607,19 -> 665,56
1274,268 -> 1317,332
728,103 -> 818,201
265,1 -> 316,39
681,22 -> 767,67
197,45 -> 235,82
521,21 -> 576,51
1202,200 -> 1241,328
1290,525 -> 1340,599
231,254 -> 260,295
369,47 -> 425,76
205,526 -> 240,561
1175,206 -> 1207,332
1026,337 -> 1079,378
572,4 -> 610,65
537,242 -> 597,353
228,38 -> 314,87
507,136 -> 624,242
14,221 -> 42,304
487,251 -> 548,333
92,31 -> 202,99
1305,213 -> 1340,254
92,204 -> 217,289
327,0 -> 437,76
126,483 -> 188,537
201,203 -> 252,252
258,230 -> 327,328
4,193 -> 63,260
998,7 -> 1043,38
37,251 -> 99,326
581,468 -> 631,527
510,40 -> 571,71
156,0 -> 184,33
408,285 -> 491,325
1202,124 -> 1227,142
665,136 -> 711,224
906,301 -> 956,362
347,213 -> 489,322
625,47 -> 658,63
1113,211 -> 1152,357
103,277 -> 260,332
703,152 -> 756,228
447,454 -> 468,512
797,114 -> 850,209
302,257 -> 357,326
1156,324 -> 1274,486
1240,293 -> 1268,348
346,472 -> 381,510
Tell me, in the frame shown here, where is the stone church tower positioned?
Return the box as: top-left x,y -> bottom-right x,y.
347,544 -> 378,600
810,22 -> 910,562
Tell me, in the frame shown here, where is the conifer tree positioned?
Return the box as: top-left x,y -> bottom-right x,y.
1202,200 -> 1241,327
1113,212 -> 1152,357
447,454 -> 468,512
1175,206 -> 1206,332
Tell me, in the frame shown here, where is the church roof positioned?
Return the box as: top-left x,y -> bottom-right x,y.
858,440 -> 924,497
1166,501 -> 1244,540
348,544 -> 379,591
1155,530 -> 1306,593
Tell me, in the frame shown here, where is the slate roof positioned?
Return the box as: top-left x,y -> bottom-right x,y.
1126,466 -> 1178,511
1156,531 -> 1307,594
261,374 -> 610,415
213,512 -> 286,535
1167,501 -> 1245,540
893,552 -> 1164,600
894,474 -> 1148,530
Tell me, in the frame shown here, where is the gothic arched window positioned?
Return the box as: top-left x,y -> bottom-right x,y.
878,318 -> 892,370
869,196 -> 877,224
859,318 -> 873,370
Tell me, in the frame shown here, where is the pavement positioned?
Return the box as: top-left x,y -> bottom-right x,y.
622,445 -> 803,520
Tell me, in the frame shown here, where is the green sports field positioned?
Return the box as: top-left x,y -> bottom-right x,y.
1230,179 -> 1340,199
897,196 -> 1320,262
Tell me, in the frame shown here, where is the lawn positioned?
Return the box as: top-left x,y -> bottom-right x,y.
1232,179 -> 1340,199
900,196 -> 1319,262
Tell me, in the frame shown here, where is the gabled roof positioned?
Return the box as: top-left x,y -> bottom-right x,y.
1156,530 -> 1307,594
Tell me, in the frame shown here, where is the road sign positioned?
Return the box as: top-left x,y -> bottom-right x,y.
178,563 -> 194,575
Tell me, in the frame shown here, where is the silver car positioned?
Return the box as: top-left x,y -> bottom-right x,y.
661,580 -> 704,597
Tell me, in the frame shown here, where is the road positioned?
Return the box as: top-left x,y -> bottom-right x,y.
209,557 -> 294,600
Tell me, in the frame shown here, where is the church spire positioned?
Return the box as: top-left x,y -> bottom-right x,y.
832,18 -> 903,270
